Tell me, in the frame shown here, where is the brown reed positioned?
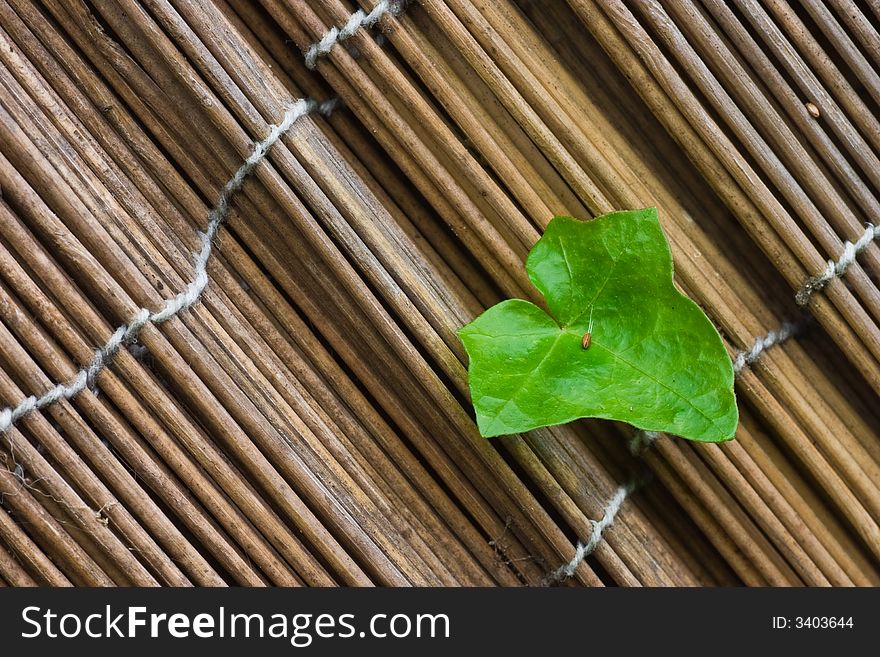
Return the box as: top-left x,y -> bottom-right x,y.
0,0 -> 876,587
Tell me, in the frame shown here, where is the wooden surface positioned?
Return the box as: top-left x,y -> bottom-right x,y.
0,0 -> 877,586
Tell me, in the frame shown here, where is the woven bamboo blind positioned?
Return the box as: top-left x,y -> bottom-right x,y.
0,0 -> 877,587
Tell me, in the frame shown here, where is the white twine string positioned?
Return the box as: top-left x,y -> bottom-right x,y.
543,481 -> 636,585
732,320 -> 798,373
0,97 -> 339,435
304,0 -> 405,68
628,430 -> 660,456
796,223 -> 879,305
543,316 -> 802,579
554,315 -> 803,580
0,0 -> 400,435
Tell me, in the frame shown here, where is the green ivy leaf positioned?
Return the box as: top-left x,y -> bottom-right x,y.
458,208 -> 738,442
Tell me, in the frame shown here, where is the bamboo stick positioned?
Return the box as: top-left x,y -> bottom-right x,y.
0,0 -> 876,587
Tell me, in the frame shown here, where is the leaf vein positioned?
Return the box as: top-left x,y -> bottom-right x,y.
593,342 -> 719,427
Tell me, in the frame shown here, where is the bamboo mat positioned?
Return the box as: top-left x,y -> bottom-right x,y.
0,0 -> 877,587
